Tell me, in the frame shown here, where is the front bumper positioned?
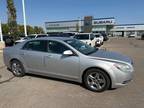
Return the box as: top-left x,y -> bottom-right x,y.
110,66 -> 134,88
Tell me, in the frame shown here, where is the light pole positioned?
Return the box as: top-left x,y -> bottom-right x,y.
78,17 -> 81,33
0,20 -> 3,42
22,0 -> 27,36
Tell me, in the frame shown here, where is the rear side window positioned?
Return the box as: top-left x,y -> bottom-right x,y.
74,34 -> 89,40
23,40 -> 47,52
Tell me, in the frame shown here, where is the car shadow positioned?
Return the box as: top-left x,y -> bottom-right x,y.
26,73 -> 117,92
7,68 -> 117,92
26,73 -> 83,87
7,68 -> 82,87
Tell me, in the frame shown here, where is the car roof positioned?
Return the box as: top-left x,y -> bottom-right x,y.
27,37 -> 72,41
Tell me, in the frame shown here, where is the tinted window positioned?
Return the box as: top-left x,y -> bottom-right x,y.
90,34 -> 95,40
23,40 -> 47,52
74,34 -> 89,40
48,41 -> 70,54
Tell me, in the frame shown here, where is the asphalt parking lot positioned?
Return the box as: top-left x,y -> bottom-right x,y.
0,37 -> 144,108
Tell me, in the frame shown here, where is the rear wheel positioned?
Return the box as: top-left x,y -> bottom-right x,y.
83,69 -> 110,92
11,60 -> 25,77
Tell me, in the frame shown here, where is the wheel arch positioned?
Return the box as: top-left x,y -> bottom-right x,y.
9,58 -> 23,69
10,58 -> 21,64
82,67 -> 112,88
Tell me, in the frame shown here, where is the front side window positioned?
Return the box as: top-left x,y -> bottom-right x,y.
23,40 -> 47,52
48,41 -> 70,54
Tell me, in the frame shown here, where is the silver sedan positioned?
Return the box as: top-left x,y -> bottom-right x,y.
3,37 -> 134,92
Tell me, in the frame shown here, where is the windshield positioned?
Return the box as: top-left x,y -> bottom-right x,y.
65,39 -> 97,55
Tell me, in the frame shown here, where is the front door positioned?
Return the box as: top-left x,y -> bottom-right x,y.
44,40 -> 80,80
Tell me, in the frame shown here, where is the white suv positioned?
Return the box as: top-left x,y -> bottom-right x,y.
74,33 -> 100,47
94,33 -> 104,45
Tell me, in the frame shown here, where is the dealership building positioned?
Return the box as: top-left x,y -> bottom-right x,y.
111,24 -> 144,37
45,16 -> 144,37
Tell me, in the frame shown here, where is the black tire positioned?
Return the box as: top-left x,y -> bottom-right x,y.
11,60 -> 25,77
83,69 -> 110,92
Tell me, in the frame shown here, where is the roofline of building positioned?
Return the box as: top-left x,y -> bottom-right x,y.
45,17 -> 115,23
93,17 -> 115,20
115,23 -> 144,26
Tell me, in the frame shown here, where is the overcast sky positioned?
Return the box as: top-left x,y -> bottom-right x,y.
0,0 -> 144,27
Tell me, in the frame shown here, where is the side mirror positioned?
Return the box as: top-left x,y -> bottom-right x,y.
63,50 -> 74,56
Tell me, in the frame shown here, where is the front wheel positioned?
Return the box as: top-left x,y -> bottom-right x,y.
83,69 -> 110,92
11,60 -> 25,77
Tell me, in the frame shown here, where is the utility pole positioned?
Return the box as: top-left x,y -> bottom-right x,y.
22,0 -> 27,36
0,20 -> 3,42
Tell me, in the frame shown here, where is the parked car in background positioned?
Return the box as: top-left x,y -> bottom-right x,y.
15,34 -> 48,44
3,37 -> 134,92
128,33 -> 136,38
48,33 -> 75,38
141,34 -> 144,40
2,35 -> 14,47
94,33 -> 104,45
101,32 -> 109,41
63,32 -> 78,38
74,33 -> 101,47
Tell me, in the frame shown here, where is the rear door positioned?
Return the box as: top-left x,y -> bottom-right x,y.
21,40 -> 47,73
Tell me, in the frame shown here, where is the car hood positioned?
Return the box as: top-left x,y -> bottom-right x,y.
89,49 -> 132,64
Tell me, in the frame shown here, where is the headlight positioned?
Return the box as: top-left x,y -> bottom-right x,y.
114,63 -> 132,72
